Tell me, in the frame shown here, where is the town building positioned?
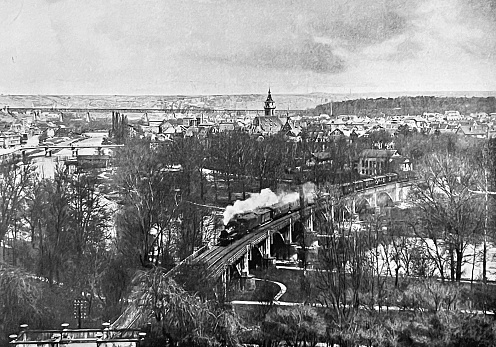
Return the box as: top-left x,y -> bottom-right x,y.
0,132 -> 21,148
251,90 -> 288,135
356,149 -> 412,176
264,89 -> 276,116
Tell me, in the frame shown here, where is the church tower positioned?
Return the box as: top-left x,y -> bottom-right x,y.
264,89 -> 276,116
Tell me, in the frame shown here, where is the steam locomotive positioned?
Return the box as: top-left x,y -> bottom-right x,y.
219,198 -> 310,246
218,173 -> 400,246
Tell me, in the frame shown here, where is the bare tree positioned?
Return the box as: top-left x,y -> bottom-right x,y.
128,266 -> 243,347
313,197 -> 371,345
0,157 -> 34,260
409,149 -> 484,282
113,138 -> 180,268
0,262 -> 42,342
262,306 -> 326,347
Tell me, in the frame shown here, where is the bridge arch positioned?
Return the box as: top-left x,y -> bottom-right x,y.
271,232 -> 287,259
356,198 -> 372,213
377,191 -> 394,207
249,246 -> 264,271
292,220 -> 305,244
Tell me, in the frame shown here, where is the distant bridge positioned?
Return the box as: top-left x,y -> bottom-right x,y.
7,107 -> 308,114
19,144 -> 124,157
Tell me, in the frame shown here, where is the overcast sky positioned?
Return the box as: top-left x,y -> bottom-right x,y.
1,0 -> 495,95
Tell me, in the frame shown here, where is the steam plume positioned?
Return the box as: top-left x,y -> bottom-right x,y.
222,183 -> 316,225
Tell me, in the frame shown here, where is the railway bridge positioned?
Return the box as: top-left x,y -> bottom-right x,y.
111,177 -> 413,329
346,179 -> 411,216
191,178 -> 413,291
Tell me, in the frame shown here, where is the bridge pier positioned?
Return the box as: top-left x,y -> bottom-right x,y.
265,233 -> 271,256
306,210 -> 314,231
261,234 -> 276,267
221,269 -> 228,299
288,218 -> 293,243
243,246 -> 250,276
395,182 -> 402,201
239,251 -> 256,291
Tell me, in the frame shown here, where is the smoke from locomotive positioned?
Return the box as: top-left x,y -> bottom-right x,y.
222,182 -> 316,225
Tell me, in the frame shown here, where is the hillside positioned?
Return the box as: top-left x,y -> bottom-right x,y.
312,96 -> 496,117
0,94 -> 335,111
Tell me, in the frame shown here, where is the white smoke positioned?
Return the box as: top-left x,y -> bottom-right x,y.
301,182 -> 316,204
223,188 -> 278,225
222,183 -> 317,225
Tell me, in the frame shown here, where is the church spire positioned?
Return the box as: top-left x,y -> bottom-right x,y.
264,88 -> 276,116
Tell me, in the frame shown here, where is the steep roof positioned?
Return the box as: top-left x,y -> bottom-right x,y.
457,124 -> 487,136
265,89 -> 274,103
253,116 -> 283,133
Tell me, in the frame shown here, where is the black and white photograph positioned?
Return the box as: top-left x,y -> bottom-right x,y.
1,1 -> 496,346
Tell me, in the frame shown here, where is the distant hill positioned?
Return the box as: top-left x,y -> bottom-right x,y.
0,94 -> 336,111
311,96 -> 496,117
1,92 -> 495,114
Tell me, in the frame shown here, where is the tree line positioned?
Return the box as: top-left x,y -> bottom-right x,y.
312,96 -> 496,117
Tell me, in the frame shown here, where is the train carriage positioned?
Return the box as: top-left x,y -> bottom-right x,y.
269,201 -> 291,219
363,178 -> 375,188
355,180 -> 365,191
341,182 -> 354,195
255,207 -> 273,225
375,175 -> 386,185
386,173 -> 398,182
236,212 -> 260,231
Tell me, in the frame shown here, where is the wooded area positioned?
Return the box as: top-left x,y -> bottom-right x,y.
312,96 -> 496,116
1,130 -> 496,346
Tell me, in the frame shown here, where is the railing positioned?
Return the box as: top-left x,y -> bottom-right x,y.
10,327 -> 146,347
164,243 -> 210,278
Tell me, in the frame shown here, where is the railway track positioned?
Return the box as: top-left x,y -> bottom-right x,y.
197,210 -> 308,280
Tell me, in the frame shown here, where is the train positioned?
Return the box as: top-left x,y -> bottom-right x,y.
218,172 -> 400,246
219,197 -> 311,246
341,172 -> 399,195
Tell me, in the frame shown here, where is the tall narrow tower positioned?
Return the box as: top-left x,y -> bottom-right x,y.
264,89 -> 276,116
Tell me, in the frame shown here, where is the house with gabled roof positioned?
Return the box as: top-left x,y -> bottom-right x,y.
252,116 -> 284,135
429,123 -> 459,135
456,124 -> 488,138
356,149 -> 412,176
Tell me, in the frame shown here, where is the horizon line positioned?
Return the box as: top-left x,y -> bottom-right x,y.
1,90 -> 496,97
